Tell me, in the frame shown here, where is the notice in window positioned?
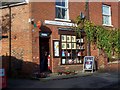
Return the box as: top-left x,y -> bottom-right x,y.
53,40 -> 60,57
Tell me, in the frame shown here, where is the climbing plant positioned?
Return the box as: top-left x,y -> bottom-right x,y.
74,16 -> 96,55
84,20 -> 96,42
74,15 -> 120,59
96,26 -> 120,58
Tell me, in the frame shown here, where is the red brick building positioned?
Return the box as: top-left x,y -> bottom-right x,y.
1,1 -> 119,76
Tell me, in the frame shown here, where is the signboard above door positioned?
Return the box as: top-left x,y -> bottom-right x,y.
44,20 -> 76,27
40,33 -> 50,37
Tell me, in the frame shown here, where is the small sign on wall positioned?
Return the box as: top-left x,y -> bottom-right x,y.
83,56 -> 94,73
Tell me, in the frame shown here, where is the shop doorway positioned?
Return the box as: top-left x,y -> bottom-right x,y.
39,37 -> 49,73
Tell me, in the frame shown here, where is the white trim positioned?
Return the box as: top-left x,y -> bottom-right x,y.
25,0 -> 29,3
24,0 -> 119,2
44,20 -> 75,27
102,24 -> 113,27
102,4 -> 112,26
108,61 -> 120,64
67,0 -> 70,21
55,18 -> 71,22
56,5 -> 67,9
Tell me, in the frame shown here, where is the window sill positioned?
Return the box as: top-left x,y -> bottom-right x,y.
55,18 -> 71,22
102,24 -> 113,27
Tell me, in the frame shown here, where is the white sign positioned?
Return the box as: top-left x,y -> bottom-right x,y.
83,56 -> 94,73
44,20 -> 76,27
54,41 -> 59,56
41,33 -> 48,37
53,40 -> 60,57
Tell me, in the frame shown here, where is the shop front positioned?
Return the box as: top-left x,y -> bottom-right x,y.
43,20 -> 87,73
39,26 -> 51,73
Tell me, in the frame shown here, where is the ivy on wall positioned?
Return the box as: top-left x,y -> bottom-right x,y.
74,16 -> 120,59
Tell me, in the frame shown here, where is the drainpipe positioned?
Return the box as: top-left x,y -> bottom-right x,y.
8,5 -> 11,77
85,0 -> 90,56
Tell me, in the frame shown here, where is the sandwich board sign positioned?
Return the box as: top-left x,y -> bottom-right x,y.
83,56 -> 94,73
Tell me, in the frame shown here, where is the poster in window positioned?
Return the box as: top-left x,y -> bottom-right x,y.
80,38 -> 84,43
62,43 -> 66,49
62,59 -> 66,64
72,36 -> 76,42
72,43 -> 76,49
61,35 -> 66,42
67,36 -> 71,42
67,43 -> 71,49
53,40 -> 60,57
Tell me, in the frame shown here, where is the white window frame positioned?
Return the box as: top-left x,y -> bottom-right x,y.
55,0 -> 70,22
102,4 -> 113,27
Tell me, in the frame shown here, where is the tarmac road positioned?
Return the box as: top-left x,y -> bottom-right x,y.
5,72 -> 120,89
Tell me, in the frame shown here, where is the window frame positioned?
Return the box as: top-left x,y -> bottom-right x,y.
102,4 -> 112,26
55,0 -> 70,21
60,34 -> 84,65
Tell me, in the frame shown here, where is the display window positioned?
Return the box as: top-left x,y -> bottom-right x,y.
60,34 -> 85,65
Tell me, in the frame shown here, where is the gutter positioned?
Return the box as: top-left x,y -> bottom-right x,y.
0,2 -> 28,9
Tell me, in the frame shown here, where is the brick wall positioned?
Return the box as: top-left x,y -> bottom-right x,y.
1,2 -> 119,76
31,2 -> 87,73
105,62 -> 120,72
1,4 -> 35,76
31,2 -> 119,73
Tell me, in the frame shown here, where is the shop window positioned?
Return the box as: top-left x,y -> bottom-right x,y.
102,4 -> 112,26
55,0 -> 69,20
60,35 -> 85,65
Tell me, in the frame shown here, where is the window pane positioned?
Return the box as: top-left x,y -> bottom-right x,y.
61,35 -> 66,42
62,59 -> 66,64
62,43 -> 66,49
56,2 -> 62,6
72,43 -> 76,49
67,36 -> 71,42
62,8 -> 66,19
67,43 -> 71,49
103,15 -> 110,25
56,0 -> 65,6
56,0 -> 68,20
56,7 -> 66,19
72,36 -> 76,42
62,2 -> 65,6
102,5 -> 110,15
56,7 -> 62,19
72,50 -> 77,60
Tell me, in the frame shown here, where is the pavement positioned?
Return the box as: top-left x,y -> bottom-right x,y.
35,71 -> 94,81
